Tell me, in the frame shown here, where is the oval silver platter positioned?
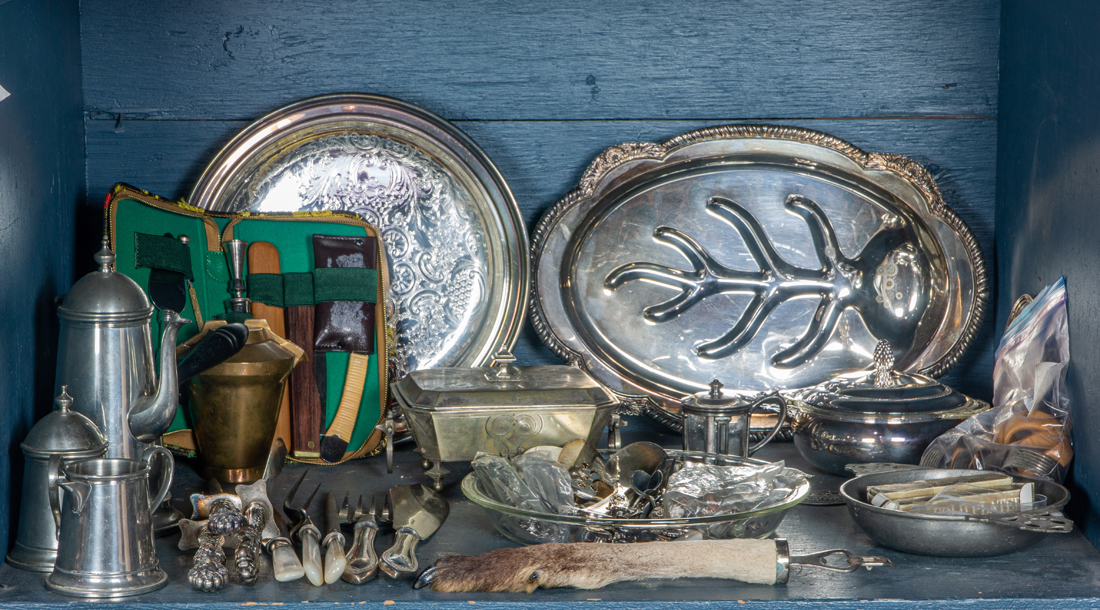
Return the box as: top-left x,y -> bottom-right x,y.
191,94 -> 529,374
531,125 -> 987,427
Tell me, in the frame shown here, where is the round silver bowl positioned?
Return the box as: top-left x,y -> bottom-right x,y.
840,468 -> 1072,557
790,395 -> 990,476
462,450 -> 809,545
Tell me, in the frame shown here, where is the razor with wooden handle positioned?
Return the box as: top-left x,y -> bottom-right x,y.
415,539 -> 893,593
311,234 -> 379,463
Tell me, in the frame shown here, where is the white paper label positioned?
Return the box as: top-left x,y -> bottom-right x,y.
0,83 -> 9,103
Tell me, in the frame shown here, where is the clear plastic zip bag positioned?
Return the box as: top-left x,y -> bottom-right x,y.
921,277 -> 1071,481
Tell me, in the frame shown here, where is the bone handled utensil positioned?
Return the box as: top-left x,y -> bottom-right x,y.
415,538 -> 894,593
340,494 -> 379,584
323,491 -> 348,583
233,439 -> 287,585
380,484 -> 449,580
283,471 -> 323,585
267,507 -> 306,582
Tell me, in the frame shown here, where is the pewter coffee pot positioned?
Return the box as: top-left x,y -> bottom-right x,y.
54,240 -> 188,459
47,447 -> 173,597
6,387 -> 107,572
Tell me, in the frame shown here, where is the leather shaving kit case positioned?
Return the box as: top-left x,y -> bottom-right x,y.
105,183 -> 389,464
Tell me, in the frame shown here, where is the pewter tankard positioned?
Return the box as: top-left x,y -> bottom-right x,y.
55,241 -> 188,460
47,446 -> 173,598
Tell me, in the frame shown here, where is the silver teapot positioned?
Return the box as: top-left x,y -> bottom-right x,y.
54,240 -> 188,459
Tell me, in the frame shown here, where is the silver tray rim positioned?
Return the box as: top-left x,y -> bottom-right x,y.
188,92 -> 530,372
529,124 -> 989,429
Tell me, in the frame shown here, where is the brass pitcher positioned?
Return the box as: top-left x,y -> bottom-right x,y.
186,319 -> 302,483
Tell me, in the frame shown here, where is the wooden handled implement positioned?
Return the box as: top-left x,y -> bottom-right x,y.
414,539 -> 893,593
248,242 -> 295,455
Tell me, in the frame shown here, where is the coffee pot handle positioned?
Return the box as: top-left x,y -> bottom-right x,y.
142,445 -> 175,510
47,454 -> 64,540
747,394 -> 788,456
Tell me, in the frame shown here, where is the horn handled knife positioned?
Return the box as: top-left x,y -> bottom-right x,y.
322,491 -> 348,583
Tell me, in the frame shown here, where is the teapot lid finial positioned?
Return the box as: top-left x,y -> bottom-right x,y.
56,385 -> 73,413
94,237 -> 115,273
708,378 -> 724,399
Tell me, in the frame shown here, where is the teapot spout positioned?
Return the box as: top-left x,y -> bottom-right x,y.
129,310 -> 190,442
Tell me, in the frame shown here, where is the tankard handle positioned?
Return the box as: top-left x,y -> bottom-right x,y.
142,445 -> 175,510
747,394 -> 788,456
47,454 -> 65,540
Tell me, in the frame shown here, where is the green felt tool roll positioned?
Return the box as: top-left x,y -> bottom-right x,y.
105,183 -> 389,463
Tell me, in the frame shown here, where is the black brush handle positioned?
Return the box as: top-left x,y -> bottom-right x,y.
178,323 -> 250,384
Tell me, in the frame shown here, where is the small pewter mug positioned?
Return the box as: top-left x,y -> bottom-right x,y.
680,379 -> 787,459
47,446 -> 173,598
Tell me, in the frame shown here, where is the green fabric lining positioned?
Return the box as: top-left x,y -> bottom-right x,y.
247,269 -> 376,306
134,232 -> 194,280
247,273 -> 284,307
283,272 -> 315,307
314,267 -> 377,303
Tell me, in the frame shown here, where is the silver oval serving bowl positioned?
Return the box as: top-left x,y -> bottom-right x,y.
190,93 -> 529,375
839,468 -> 1072,557
462,450 -> 810,545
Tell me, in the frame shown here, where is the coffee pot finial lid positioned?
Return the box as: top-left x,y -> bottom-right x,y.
94,237 -> 115,272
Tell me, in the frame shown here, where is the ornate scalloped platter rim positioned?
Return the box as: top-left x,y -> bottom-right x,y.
189,93 -> 529,374
531,125 -> 987,428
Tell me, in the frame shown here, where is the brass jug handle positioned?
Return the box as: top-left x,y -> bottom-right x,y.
47,454 -> 64,540
747,394 -> 788,456
143,445 -> 175,510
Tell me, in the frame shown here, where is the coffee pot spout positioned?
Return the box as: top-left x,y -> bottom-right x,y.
128,310 -> 190,442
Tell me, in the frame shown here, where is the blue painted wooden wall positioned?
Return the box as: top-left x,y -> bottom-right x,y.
78,0 -> 1002,402
0,0 -> 84,559
997,0 -> 1100,549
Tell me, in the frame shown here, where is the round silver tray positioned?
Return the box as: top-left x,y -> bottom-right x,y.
531,125 -> 987,428
190,94 -> 529,374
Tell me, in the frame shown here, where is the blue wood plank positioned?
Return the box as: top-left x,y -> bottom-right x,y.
0,0 -> 84,561
997,0 -> 1100,552
84,117 -> 997,399
78,0 -> 999,121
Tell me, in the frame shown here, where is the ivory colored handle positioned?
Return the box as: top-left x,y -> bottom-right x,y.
324,540 -> 348,584
271,540 -> 306,582
301,530 -> 324,586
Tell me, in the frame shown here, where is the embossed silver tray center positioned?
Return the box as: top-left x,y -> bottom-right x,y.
190,95 -> 528,374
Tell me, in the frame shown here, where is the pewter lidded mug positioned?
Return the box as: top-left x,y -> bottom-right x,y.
47,446 -> 173,598
54,240 -> 188,460
680,379 -> 788,459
